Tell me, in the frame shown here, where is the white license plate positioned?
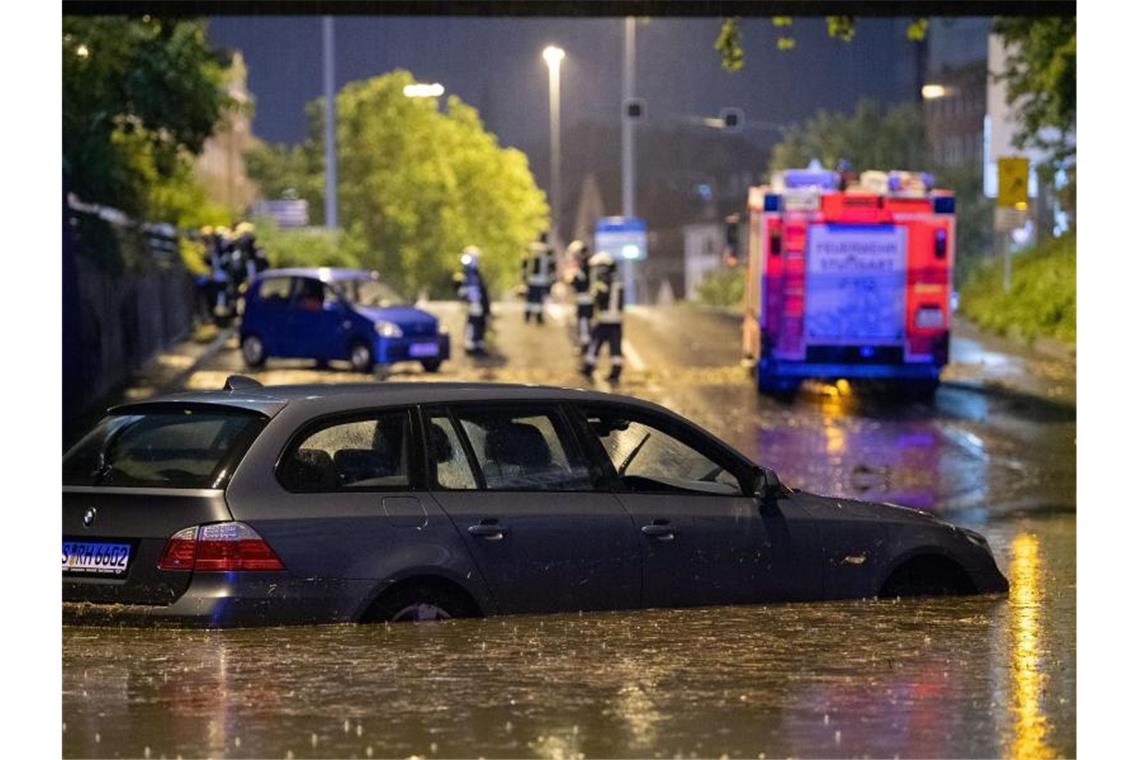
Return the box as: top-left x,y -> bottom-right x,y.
409,342 -> 440,358
62,541 -> 131,575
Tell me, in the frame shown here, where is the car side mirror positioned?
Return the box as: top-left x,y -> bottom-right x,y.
751,465 -> 782,503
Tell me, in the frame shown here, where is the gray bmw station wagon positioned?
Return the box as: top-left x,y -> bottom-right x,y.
63,379 -> 1008,627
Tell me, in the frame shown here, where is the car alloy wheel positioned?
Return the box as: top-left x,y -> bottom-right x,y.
391,602 -> 452,622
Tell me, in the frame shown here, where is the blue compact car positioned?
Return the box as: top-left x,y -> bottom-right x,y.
239,268 -> 450,375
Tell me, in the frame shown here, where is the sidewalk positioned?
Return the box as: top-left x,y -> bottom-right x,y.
943,317 -> 1075,405
63,323 -> 235,447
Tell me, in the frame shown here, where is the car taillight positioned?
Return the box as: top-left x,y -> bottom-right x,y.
158,522 -> 285,572
157,526 -> 198,570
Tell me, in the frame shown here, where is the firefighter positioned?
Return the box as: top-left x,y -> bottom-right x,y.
210,226 -> 238,321
581,251 -> 625,382
233,221 -> 269,284
564,239 -> 593,354
456,246 -> 490,355
521,231 -> 555,325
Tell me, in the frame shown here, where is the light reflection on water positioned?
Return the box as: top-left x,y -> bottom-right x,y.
1008,532 -> 1056,760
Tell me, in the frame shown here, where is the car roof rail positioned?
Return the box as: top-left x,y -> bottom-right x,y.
224,374 -> 263,392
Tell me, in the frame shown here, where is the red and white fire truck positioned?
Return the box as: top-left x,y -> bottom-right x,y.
741,168 -> 955,395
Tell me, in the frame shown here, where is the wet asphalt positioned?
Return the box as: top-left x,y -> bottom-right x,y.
64,299 -> 1076,758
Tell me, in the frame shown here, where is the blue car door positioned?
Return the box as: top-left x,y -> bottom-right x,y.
284,277 -> 343,360
247,276 -> 295,356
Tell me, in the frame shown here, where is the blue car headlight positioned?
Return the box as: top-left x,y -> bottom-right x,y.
374,321 -> 403,339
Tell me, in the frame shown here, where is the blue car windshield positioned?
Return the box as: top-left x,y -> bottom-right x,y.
338,279 -> 406,307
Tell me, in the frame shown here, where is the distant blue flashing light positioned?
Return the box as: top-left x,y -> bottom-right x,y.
934,196 -> 955,214
764,194 -> 781,212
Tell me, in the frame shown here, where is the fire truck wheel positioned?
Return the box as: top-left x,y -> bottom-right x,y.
758,374 -> 799,399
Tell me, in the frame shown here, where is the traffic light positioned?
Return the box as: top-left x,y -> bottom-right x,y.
720,107 -> 744,133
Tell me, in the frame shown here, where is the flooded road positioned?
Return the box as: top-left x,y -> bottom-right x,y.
63,513 -> 1073,759
65,303 -> 1076,758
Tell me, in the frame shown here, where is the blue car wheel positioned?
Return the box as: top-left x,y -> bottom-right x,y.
348,341 -> 373,374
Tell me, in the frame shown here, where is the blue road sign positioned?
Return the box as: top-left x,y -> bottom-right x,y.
595,216 -> 647,261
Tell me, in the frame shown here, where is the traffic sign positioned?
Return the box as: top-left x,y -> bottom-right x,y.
595,216 -> 647,261
997,157 -> 1030,209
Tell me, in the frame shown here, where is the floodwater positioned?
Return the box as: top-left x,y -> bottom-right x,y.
62,513 -> 1073,759
65,309 -> 1077,758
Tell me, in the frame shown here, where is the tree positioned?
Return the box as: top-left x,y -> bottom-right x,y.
991,16 -> 1076,209
715,16 -> 929,71
63,17 -> 232,220
245,101 -> 328,224
250,70 -> 549,296
768,99 -> 931,173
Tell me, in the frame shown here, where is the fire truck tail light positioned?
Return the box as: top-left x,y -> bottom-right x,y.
934,229 -> 948,258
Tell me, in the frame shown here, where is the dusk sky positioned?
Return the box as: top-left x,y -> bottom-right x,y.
206,16 -> 974,159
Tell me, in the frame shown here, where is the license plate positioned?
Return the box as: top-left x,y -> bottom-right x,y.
62,541 -> 131,575
409,342 -> 440,358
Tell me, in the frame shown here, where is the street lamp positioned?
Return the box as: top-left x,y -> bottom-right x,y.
542,45 -> 565,251
403,82 -> 445,98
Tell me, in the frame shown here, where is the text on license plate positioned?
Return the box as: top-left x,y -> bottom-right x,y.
62,541 -> 131,574
409,342 -> 440,358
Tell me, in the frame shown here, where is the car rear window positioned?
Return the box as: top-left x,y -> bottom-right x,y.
63,407 -> 266,489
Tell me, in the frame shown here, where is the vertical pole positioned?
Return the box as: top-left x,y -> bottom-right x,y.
621,16 -> 637,304
323,16 -> 338,229
548,59 -> 562,253
1002,232 -> 1012,293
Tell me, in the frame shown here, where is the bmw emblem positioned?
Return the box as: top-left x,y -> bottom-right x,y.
83,507 -> 97,528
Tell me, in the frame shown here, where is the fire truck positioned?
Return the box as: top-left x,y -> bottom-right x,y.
741,168 -> 955,396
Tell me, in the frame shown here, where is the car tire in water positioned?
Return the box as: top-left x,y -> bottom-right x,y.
348,341 -> 373,374
420,359 -> 443,373
241,334 -> 266,368
363,581 -> 478,624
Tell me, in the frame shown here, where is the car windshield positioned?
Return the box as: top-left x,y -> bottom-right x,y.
338,279 -> 407,307
63,408 -> 266,489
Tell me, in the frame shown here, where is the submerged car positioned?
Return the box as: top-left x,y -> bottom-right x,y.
239,268 -> 450,375
62,380 -> 1008,627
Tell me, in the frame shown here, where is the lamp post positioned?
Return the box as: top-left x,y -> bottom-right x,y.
542,45 -> 565,252
322,16 -> 337,229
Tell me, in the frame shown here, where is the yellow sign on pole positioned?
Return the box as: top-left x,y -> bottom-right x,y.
997,157 -> 1030,209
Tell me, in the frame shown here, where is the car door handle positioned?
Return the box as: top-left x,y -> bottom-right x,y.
468,522 -> 508,541
641,523 -> 676,540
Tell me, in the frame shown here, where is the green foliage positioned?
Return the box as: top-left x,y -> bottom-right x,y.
992,17 -> 1076,178
253,219 -> 365,271
695,267 -> 745,310
63,17 -> 232,218
715,18 -> 744,72
906,19 -> 929,42
769,99 -> 931,173
825,16 -> 856,42
937,163 -> 994,287
959,233 -> 1075,344
254,70 -> 549,296
245,121 -> 326,225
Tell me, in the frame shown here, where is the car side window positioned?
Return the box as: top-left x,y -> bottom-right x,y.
257,277 -> 293,303
279,411 -> 411,492
452,407 -> 592,491
426,414 -> 478,490
583,409 -> 743,496
292,277 -> 328,312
